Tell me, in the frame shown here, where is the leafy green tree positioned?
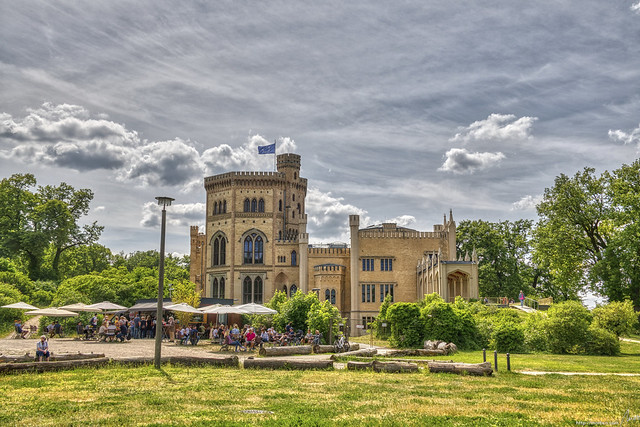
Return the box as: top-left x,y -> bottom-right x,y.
545,301 -> 592,354
457,219 -> 539,299
278,290 -> 318,332
55,244 -> 113,280
170,280 -> 201,327
0,282 -> 28,333
307,300 -> 342,344
387,302 -> 423,348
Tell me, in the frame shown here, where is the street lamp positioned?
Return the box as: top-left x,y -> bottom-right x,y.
154,196 -> 174,369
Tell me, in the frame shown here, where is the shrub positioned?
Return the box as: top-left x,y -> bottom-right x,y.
585,324 -> 620,356
387,302 -> 423,348
546,301 -> 592,354
491,321 -> 525,353
523,311 -> 548,352
421,301 -> 480,350
592,300 -> 638,337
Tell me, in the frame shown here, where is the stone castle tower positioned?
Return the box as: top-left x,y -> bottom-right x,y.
190,153 -> 309,303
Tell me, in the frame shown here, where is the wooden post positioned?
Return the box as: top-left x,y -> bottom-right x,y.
506,353 -> 511,371
494,350 -> 498,372
482,348 -> 486,362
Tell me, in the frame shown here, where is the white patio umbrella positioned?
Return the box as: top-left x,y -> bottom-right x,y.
165,302 -> 203,314
236,302 -> 277,315
2,301 -> 38,310
200,305 -> 247,314
25,307 -> 79,317
85,301 -> 129,311
59,302 -> 91,311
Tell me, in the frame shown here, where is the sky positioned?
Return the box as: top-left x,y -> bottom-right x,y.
1,1 -> 640,258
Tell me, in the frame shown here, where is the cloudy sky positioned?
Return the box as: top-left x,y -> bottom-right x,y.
1,1 -> 639,256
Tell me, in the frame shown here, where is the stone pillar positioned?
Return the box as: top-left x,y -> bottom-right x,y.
349,215 -> 360,334
299,231 -> 309,292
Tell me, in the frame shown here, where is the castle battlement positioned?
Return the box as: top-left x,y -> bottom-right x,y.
308,247 -> 351,256
359,230 -> 445,239
314,264 -> 346,272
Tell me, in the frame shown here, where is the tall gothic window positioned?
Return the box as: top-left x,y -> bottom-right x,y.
223,200 -> 227,213
325,289 -> 330,301
244,198 -> 250,212
214,201 -> 218,215
254,277 -> 263,304
297,203 -> 301,215
331,289 -> 336,305
243,233 -> 264,264
289,284 -> 297,297
279,200 -> 282,211
219,238 -> 226,265
219,277 -> 225,298
291,250 -> 297,266
258,198 -> 265,212
251,198 -> 257,212
243,277 -> 252,304
212,278 -> 218,298
212,234 -> 226,266
213,238 -> 220,266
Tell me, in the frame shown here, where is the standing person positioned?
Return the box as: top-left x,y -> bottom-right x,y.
140,316 -> 147,339
76,321 -> 83,337
519,290 -> 525,307
36,336 -> 50,361
133,313 -> 141,339
168,316 -> 175,342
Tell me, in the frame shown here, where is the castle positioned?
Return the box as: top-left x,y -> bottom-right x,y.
190,153 -> 478,332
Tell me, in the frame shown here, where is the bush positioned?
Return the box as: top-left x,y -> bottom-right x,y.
592,300 -> 638,337
491,321 -> 525,353
585,324 -> 620,356
523,312 -> 548,352
387,302 -> 423,348
546,301 -> 592,354
421,301 -> 480,350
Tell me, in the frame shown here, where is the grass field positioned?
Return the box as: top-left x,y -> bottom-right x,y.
1,363 -> 640,426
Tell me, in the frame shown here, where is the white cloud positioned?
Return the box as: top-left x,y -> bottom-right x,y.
94,206 -> 105,212
439,148 -> 505,174
450,114 -> 538,143
511,194 -> 543,211
306,188 -> 369,241
1,103 -> 298,191
632,2 -> 640,14
608,123 -> 640,147
384,215 -> 416,227
140,202 -> 205,228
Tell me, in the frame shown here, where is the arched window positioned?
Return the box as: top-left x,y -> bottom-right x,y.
244,237 -> 253,264
297,203 -> 301,215
283,285 -> 288,295
289,284 -> 297,297
219,277 -> 225,298
278,231 -> 282,240
331,289 -> 336,305
325,289 -> 330,301
219,238 -> 226,265
243,277 -> 252,304
244,198 -> 250,212
254,277 -> 263,304
214,201 -> 218,215
292,210 -> 295,218
243,232 -> 264,264
291,250 -> 297,266
223,200 -> 227,213
251,198 -> 257,212
254,236 -> 263,264
213,237 -> 220,266
212,278 -> 218,298
279,200 -> 282,211
258,198 -> 265,212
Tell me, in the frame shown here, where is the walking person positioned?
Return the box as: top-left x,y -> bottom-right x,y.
519,290 -> 525,307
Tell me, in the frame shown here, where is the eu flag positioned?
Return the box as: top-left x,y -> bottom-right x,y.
258,143 -> 276,154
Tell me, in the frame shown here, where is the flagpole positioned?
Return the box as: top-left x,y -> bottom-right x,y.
273,139 -> 277,171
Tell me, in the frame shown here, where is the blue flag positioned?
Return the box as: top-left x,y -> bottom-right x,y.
258,143 -> 276,154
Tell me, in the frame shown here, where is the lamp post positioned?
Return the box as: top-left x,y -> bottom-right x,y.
154,196 -> 174,369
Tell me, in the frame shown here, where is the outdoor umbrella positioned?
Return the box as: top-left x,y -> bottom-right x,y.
1,301 -> 38,310
236,302 -> 277,315
85,301 -> 129,311
200,305 -> 247,314
24,308 -> 79,317
58,302 -> 91,311
164,302 -> 203,314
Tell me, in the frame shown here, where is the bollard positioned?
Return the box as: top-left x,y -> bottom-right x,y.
506,353 -> 511,371
483,348 -> 486,362
494,350 -> 498,372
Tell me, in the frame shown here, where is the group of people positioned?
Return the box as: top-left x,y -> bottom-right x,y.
209,322 -> 322,352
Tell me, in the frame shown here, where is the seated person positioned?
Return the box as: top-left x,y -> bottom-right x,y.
106,322 -> 117,341
304,329 -> 314,344
36,335 -> 50,361
181,327 -> 190,345
189,327 -> 199,346
98,322 -> 108,341
116,322 -> 128,342
225,331 -> 245,352
313,330 -> 321,345
260,328 -> 269,346
245,328 -> 257,350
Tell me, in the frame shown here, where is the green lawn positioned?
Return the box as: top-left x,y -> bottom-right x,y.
1,364 -> 639,426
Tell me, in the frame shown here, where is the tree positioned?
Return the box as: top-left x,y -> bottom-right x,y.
457,219 -> 539,298
170,280 -> 201,328
0,174 -> 103,280
307,300 -> 343,344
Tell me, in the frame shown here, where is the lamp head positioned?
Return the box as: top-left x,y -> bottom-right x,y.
155,196 -> 175,207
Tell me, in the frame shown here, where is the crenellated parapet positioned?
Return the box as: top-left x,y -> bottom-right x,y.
308,247 -> 351,256
359,230 -> 446,239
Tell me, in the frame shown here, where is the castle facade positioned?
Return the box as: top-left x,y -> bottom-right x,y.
190,153 -> 478,332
